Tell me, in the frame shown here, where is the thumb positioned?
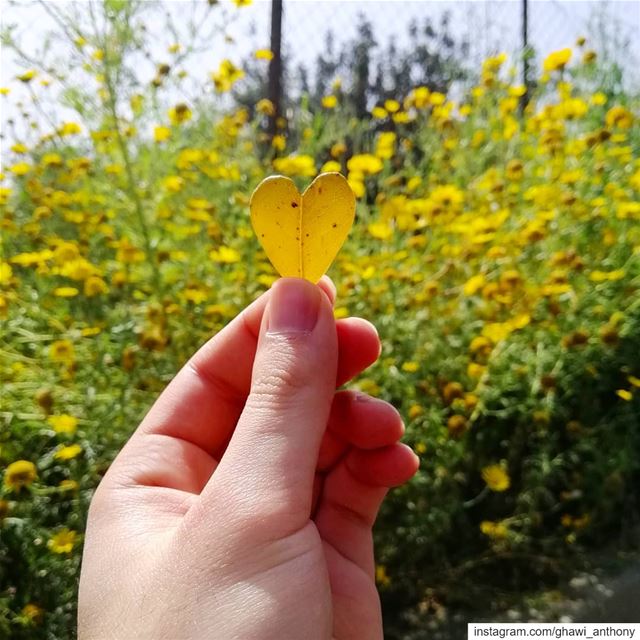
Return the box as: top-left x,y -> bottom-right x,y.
204,277 -> 338,531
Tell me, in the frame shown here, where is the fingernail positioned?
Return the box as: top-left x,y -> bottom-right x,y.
267,278 -> 321,334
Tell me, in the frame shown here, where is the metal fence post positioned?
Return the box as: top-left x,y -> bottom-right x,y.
520,0 -> 530,114
268,0 -> 283,137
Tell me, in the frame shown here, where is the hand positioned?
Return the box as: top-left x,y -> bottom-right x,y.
78,277 -> 419,640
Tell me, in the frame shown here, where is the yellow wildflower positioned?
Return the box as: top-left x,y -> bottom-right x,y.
543,48 -> 572,72
211,59 -> 245,92
347,154 -> 383,175
605,106 -> 634,129
48,414 -> 78,435
84,276 -> 108,297
17,69 -> 37,82
481,464 -> 511,491
209,246 -> 241,263
21,603 -> 44,624
10,162 -> 31,176
321,95 -> 337,109
168,103 -> 192,125
256,98 -> 275,116
53,287 -> 79,298
480,520 -> 508,540
4,460 -> 37,491
154,126 -> 171,142
273,154 -> 315,177
54,444 -> 83,461
47,528 -> 78,554
50,339 -> 75,363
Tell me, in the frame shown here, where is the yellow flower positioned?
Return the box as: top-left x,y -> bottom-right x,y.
84,275 -> 108,297
543,48 -> 572,72
480,520 -> 508,540
321,95 -> 337,109
115,239 -> 144,263
256,98 -> 275,116
481,464 -> 511,492
605,106 -> 634,129
59,479 -> 79,492
211,59 -> 245,92
375,132 -> 396,160
347,154 -> 383,175
589,269 -> 625,282
48,414 -> 78,434
321,160 -> 341,173
392,111 -> 411,124
154,125 -> 171,143
447,415 -> 468,437
371,106 -> 387,119
168,103 -> 192,125
271,134 -> 286,150
272,154 -> 316,177
429,184 -> 464,211
17,69 -> 37,82
59,258 -> 96,280
384,99 -> 400,113
616,389 -> 632,401
232,0 -> 252,6
21,603 -> 44,624
53,287 -> 79,298
47,528 -> 78,554
408,404 -> 424,420
375,564 -> 391,587
50,339 -> 75,363
0,262 -> 13,285
368,222 -> 393,240
463,274 -> 486,296
59,121 -> 82,136
209,246 -> 241,263
162,175 -> 184,193
10,162 -> 31,176
407,86 -> 430,109
54,444 -> 83,461
255,49 -> 274,61
34,153 -> 57,172
4,460 -> 37,491
402,361 -> 419,373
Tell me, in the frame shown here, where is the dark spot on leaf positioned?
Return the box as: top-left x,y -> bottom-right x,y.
261,234 -> 265,238
306,233 -> 310,237
318,187 -> 322,194
332,222 -> 337,228
291,202 -> 298,208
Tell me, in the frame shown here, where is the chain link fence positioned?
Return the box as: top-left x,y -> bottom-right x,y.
227,0 -> 640,103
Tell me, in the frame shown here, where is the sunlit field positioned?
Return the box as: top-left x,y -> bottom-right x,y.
1,1 -> 639,637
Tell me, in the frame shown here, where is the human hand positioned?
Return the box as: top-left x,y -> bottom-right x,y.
78,277 -> 419,640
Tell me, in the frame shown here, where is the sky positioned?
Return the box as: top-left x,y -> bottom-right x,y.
1,0 -> 639,144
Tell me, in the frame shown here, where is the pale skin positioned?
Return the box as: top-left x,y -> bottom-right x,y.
78,277 -> 419,640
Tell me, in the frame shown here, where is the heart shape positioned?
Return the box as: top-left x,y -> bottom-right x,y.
250,172 -> 356,283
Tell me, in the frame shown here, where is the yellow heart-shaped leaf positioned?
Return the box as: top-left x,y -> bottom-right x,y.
250,172 -> 356,283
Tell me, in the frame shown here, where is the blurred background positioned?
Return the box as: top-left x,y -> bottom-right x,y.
1,1 -> 639,638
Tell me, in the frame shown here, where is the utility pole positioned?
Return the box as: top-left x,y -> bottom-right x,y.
268,0 -> 283,138
520,0 -> 530,114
